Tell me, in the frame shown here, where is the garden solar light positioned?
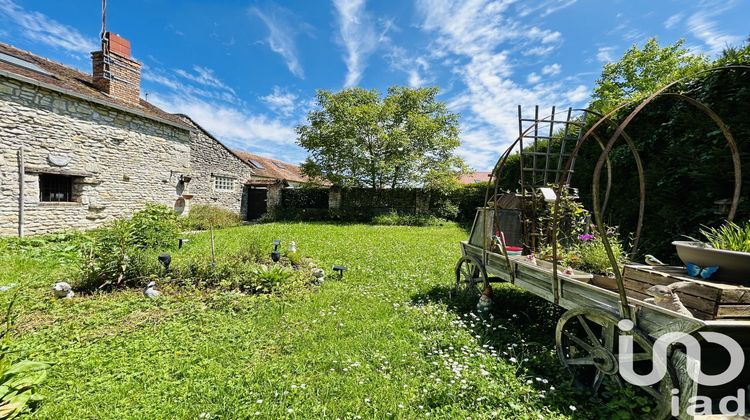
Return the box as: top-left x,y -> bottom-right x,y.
158,253 -> 172,271
271,240 -> 281,262
333,265 -> 347,278
178,238 -> 189,249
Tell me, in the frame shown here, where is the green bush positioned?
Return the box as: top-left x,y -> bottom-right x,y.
130,204 -> 180,249
76,204 -> 178,290
576,234 -> 625,275
181,205 -> 242,231
78,220 -> 161,290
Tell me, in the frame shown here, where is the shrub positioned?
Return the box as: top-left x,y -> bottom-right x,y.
130,204 -> 179,249
76,204 -> 178,291
77,220 -> 161,290
181,205 -> 242,231
431,199 -> 460,220
576,234 -> 625,275
241,265 -> 295,293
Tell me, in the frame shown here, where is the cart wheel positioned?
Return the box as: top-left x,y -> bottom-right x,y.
454,256 -> 489,296
555,308 -> 674,419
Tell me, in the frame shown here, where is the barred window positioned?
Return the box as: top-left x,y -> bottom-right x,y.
214,176 -> 234,191
39,174 -> 74,202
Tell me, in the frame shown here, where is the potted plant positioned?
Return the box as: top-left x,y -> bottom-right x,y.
575,230 -> 626,290
673,220 -> 750,285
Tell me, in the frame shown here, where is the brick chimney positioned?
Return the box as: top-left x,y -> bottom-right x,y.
91,32 -> 142,105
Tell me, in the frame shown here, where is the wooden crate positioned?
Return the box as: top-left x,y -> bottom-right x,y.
621,265 -> 750,320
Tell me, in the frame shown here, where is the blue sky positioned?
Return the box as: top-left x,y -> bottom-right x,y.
1,0 -> 747,170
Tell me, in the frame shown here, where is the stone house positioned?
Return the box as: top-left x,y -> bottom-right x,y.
178,115 -> 255,217
233,150 -> 325,219
0,33 -> 257,236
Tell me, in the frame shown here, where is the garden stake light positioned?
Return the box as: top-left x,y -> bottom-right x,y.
333,265 -> 347,279
271,240 -> 281,262
178,238 -> 189,249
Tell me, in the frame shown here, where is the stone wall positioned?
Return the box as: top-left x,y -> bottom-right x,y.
0,75 -> 191,236
180,117 -> 254,219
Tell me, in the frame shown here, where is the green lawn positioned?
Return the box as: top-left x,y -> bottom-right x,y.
3,223 -> 622,418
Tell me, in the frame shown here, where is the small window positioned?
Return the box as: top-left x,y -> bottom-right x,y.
214,176 -> 234,191
272,162 -> 286,169
39,174 -> 74,202
248,159 -> 265,169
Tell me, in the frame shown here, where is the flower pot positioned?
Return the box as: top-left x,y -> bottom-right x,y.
673,241 -> 750,286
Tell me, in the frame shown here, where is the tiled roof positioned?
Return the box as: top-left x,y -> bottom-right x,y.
459,171 -> 492,184
0,42 -> 190,130
233,150 -> 323,185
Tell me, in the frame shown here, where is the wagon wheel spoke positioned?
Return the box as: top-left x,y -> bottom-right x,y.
592,370 -> 605,393
566,357 -> 595,366
577,315 -> 600,346
563,330 -> 594,353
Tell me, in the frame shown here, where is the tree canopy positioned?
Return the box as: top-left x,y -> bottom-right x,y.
297,86 -> 467,190
590,38 -> 709,112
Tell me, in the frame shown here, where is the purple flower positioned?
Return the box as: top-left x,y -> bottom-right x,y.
578,233 -> 595,242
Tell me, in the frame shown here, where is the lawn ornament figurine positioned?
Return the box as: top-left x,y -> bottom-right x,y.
477,285 -> 493,315
644,281 -> 693,317
644,254 -> 667,266
52,282 -> 74,298
288,241 -> 297,253
143,281 -> 161,299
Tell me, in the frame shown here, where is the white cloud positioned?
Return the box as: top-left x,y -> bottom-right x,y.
0,0 -> 97,56
175,66 -> 235,94
151,92 -> 297,149
416,0 -> 582,170
517,0 -> 578,18
566,85 -> 589,103
541,63 -> 561,75
686,8 -> 744,54
332,0 -> 378,87
260,86 -> 298,116
596,46 -> 616,63
250,5 -> 306,79
664,13 -> 683,29
386,46 -> 431,87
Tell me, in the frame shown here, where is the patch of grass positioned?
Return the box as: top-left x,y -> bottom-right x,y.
4,223 -> 637,418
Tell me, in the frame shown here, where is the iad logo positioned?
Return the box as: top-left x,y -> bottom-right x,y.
617,319 -> 746,416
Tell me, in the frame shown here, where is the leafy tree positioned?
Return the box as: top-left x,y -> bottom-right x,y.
590,38 -> 708,112
297,86 -> 467,190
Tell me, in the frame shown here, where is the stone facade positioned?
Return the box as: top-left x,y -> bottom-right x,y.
180,116 -> 254,218
0,75 -> 191,236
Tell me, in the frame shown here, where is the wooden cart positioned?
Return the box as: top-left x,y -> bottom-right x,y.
456,98 -> 749,419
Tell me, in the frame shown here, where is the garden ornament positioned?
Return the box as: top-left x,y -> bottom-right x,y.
525,253 -> 537,266
685,263 -> 719,279
144,281 -> 161,299
477,285 -> 493,314
288,241 -> 297,253
312,268 -> 325,280
644,281 -> 693,317
52,282 -> 74,298
561,266 -> 575,276
644,254 -> 667,266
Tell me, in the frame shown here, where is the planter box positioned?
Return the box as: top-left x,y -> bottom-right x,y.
512,257 -> 593,301
673,241 -> 750,286
622,265 -> 750,319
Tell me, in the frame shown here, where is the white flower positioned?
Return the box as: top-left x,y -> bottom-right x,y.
509,357 -> 517,363
287,408 -> 294,413
569,405 -> 577,412
256,399 -> 263,404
